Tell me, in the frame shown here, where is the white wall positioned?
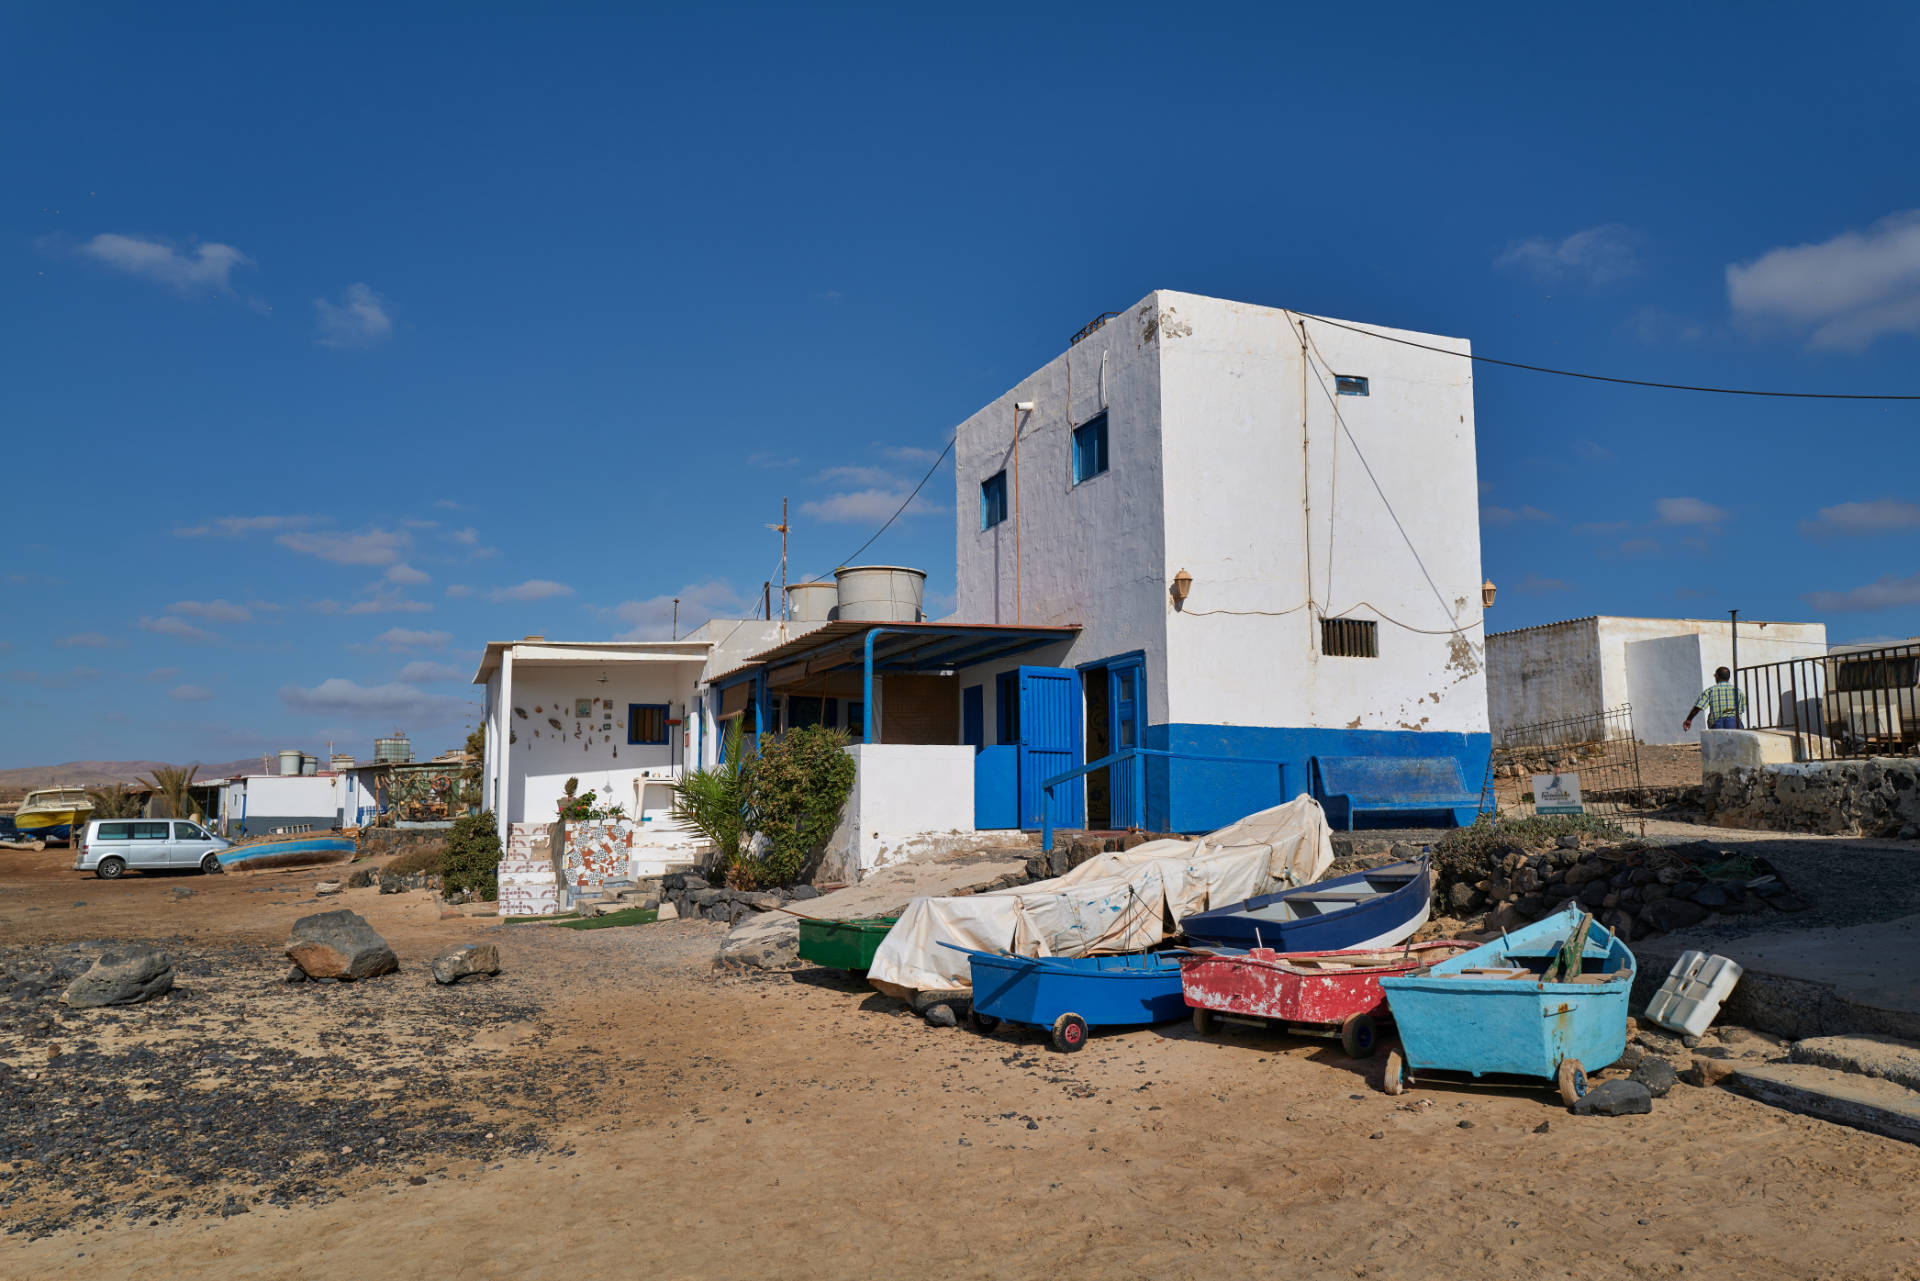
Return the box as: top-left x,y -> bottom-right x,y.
241,775 -> 342,825
501,665 -> 697,828
1487,619 -> 1603,740
818,744 -> 978,881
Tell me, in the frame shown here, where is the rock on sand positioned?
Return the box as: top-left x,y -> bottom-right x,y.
432,941 -> 501,985
62,946 -> 175,1008
286,909 -> 399,980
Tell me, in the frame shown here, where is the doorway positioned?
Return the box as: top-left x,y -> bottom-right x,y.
1079,653 -> 1144,829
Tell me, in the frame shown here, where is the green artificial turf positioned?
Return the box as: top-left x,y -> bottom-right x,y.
545,906 -> 658,930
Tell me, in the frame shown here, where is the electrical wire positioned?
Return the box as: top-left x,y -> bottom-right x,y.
810,434 -> 955,580
1295,312 -> 1920,401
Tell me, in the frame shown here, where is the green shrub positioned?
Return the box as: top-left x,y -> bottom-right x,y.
673,719 -> 751,866
443,810 -> 502,901
733,724 -> 857,889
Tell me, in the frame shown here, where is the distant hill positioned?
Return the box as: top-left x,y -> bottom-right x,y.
0,757 -> 271,793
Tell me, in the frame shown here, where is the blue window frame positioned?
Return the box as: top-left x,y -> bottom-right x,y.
1071,412 -> 1109,484
1335,374 -> 1369,396
628,703 -> 669,746
980,470 -> 1008,529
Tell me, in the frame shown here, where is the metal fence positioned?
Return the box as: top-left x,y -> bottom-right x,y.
1491,703 -> 1646,822
1737,641 -> 1920,761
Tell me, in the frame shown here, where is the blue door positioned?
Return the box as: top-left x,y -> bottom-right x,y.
1018,666 -> 1083,830
962,684 -> 985,753
1108,659 -> 1144,827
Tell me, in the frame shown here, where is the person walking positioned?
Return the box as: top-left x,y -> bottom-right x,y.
1683,666 -> 1747,732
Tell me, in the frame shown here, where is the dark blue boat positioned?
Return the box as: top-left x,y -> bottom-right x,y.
954,947 -> 1188,1053
1179,857 -> 1431,953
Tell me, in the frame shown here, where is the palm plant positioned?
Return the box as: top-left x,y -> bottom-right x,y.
85,786 -> 144,819
141,763 -> 200,821
671,719 -> 752,867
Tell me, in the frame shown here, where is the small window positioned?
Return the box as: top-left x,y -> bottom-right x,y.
845,701 -> 865,741
173,822 -> 205,840
1335,375 -> 1369,396
1071,412 -> 1109,484
132,821 -> 169,841
980,471 -> 1008,529
98,822 -> 131,841
1321,617 -> 1379,658
628,703 -> 669,745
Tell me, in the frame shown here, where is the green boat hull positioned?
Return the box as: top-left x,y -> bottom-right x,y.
796,916 -> 899,972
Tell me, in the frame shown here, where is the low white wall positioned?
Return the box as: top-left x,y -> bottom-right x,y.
819,744 -> 976,882
1700,729 -> 1797,777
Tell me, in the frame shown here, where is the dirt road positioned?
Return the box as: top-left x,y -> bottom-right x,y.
3,848 -> 1916,1280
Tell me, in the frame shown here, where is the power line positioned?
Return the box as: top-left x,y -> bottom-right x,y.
1296,312 -> 1920,401
811,436 -> 955,580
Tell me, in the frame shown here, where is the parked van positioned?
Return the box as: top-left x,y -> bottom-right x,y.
74,819 -> 232,879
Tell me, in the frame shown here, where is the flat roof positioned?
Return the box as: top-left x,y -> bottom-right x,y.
707,620 -> 1079,687
471,638 -> 712,684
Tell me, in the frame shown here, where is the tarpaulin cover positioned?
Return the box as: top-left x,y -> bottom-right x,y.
865,796 -> 1335,995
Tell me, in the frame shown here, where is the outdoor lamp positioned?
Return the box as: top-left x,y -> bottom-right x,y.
1171,568 -> 1193,608
1482,578 -> 1498,608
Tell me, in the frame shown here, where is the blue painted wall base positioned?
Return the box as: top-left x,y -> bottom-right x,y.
1142,723 -> 1491,834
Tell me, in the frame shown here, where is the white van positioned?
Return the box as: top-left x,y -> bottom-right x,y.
74,819 -> 232,878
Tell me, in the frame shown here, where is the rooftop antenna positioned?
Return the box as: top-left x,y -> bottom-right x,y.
766,497 -> 789,627
671,597 -> 679,641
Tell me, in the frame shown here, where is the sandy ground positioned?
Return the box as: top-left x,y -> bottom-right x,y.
4,847 -> 1919,1280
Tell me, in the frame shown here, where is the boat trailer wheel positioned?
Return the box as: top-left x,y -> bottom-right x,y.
1340,1012 -> 1379,1059
968,1008 -> 1000,1033
1382,1049 -> 1408,1096
1557,1059 -> 1589,1107
1050,1013 -> 1088,1053
1191,1006 -> 1218,1036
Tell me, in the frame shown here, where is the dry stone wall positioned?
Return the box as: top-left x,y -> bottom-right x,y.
1701,759 -> 1920,838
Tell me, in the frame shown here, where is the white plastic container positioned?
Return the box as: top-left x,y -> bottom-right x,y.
1644,950 -> 1743,1038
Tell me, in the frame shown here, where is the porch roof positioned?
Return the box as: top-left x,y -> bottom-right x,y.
707,620 -> 1079,690
471,639 -> 711,684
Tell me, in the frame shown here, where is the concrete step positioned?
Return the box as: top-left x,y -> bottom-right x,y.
1790,1034 -> 1920,1093
1727,1061 -> 1920,1146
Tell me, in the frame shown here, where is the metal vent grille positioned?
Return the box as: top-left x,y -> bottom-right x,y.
1321,617 -> 1379,658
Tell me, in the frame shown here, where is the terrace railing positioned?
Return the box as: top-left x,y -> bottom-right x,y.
1738,641 -> 1920,761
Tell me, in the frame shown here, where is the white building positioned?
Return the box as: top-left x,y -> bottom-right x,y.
201,771 -> 369,836
1486,615 -> 1829,745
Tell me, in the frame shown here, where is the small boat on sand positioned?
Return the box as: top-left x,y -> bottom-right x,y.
953,946 -> 1188,1052
216,833 -> 356,873
796,916 -> 900,972
1180,857 -> 1431,952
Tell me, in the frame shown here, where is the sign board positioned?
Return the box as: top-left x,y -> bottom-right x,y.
1531,771 -> 1584,816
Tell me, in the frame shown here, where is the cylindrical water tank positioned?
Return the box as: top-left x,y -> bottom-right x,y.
300,754 -> 318,776
785,580 -> 839,622
278,749 -> 302,776
832,565 -> 927,623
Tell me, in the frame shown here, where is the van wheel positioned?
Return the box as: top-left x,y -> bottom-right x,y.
200,853 -> 222,874
96,857 -> 126,880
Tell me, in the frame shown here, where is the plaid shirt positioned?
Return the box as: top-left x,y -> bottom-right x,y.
1694,682 -> 1748,720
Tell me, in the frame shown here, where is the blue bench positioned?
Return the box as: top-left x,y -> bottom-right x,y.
1310,756 -> 1480,831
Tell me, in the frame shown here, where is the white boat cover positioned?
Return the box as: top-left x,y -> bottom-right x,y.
865,796 -> 1335,995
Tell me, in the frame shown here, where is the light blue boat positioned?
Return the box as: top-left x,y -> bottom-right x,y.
216,833 -> 356,873
1377,906 -> 1634,1104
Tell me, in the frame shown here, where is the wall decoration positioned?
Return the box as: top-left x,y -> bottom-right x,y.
535,706 -> 543,713
548,718 -> 563,731
575,698 -> 594,718
514,707 -> 528,719
603,699 -> 614,710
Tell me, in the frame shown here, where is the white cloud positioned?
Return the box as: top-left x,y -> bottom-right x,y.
279,677 -> 466,723
169,684 -> 214,702
1480,504 -> 1555,525
883,445 -> 943,465
78,233 -> 251,293
602,580 -> 750,640
447,527 -> 481,546
175,514 -> 317,538
1806,573 -> 1920,614
1574,440 -> 1614,463
139,615 -> 219,644
384,563 -> 431,586
815,464 -> 902,488
433,498 -> 465,511
57,631 -> 114,648
314,282 -> 394,348
169,598 -> 252,623
1656,497 -> 1728,526
277,527 -> 409,566
488,579 -> 574,603
445,584 -> 472,598
344,593 -> 432,615
373,627 -> 451,650
800,487 -> 946,524
1727,210 -> 1920,350
1799,498 -> 1920,539
397,660 -> 467,684
1495,224 -> 1640,285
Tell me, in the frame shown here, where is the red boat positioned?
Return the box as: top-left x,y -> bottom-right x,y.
1180,940 -> 1476,1058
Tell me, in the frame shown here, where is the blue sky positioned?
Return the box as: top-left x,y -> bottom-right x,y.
6,3 -> 1919,767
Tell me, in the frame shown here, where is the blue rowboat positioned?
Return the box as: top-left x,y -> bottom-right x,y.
952,947 -> 1188,1053
1378,906 -> 1635,1105
217,834 -> 356,873
1180,857 -> 1431,953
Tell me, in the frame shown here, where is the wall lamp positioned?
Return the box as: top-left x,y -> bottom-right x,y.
1482,578 -> 1498,608
1170,568 -> 1193,609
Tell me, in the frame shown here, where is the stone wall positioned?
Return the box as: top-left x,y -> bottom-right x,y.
1701,759 -> 1920,838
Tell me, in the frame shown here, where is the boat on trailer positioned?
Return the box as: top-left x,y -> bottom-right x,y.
1180,857 -> 1431,953
951,946 -> 1189,1053
3,787 -> 94,844
216,832 -> 357,873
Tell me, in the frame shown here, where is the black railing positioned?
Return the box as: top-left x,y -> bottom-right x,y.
1493,704 -> 1645,820
1737,641 -> 1920,761
1070,311 -> 1121,345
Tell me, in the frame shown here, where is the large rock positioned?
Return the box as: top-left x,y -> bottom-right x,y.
1629,1057 -> 1678,1098
63,946 -> 175,1008
1640,898 -> 1709,935
285,909 -> 399,980
1571,1079 -> 1654,1116
431,941 -> 500,985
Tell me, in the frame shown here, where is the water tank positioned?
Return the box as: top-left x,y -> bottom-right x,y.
277,749 -> 303,776
833,565 -> 926,623
785,580 -> 839,622
300,754 -> 318,776
330,753 -> 355,770
374,732 -> 413,764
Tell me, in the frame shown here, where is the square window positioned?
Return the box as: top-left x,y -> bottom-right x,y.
980,470 -> 1008,529
627,703 -> 669,745
1335,375 -> 1369,396
1072,412 -> 1109,484
1320,617 -> 1379,658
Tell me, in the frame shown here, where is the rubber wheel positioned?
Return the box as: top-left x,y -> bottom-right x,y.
968,1008 -> 1000,1033
1192,1007 -> 1219,1036
96,857 -> 125,881
200,853 -> 221,874
1340,1012 -> 1380,1059
1383,1049 -> 1408,1096
1557,1058 -> 1589,1107
1050,1013 -> 1088,1053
